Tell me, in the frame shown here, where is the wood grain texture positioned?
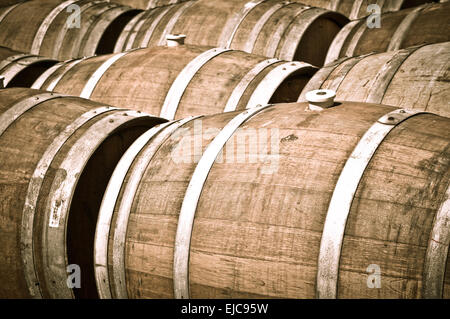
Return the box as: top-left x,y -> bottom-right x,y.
40,45 -> 316,119
299,42 -> 450,118
115,0 -> 347,64
0,0 -> 141,60
325,2 -> 449,63
101,101 -> 450,298
0,0 -> 27,8
0,88 -> 165,298
108,0 -> 189,10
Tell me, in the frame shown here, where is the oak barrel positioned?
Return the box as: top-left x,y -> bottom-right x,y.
114,0 -> 348,66
325,1 -> 450,64
290,0 -> 439,20
31,44 -> 317,120
0,88 -> 166,298
299,42 -> 450,118
0,0 -> 142,60
0,46 -> 58,88
108,0 -> 189,10
94,101 -> 450,299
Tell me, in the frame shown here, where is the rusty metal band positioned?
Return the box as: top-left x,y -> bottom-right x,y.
246,61 -> 314,109
21,105 -> 117,299
263,5 -> 310,59
0,92 -> 65,138
157,1 -> 194,45
43,110 -> 150,298
317,108 -> 427,299
160,48 -> 231,120
31,0 -> 78,55
423,184 -> 450,299
387,5 -> 426,52
80,49 -> 138,99
173,103 -> 273,299
0,56 -> 56,87
365,47 -> 421,104
324,20 -> 360,65
242,1 -> 290,53
219,0 -> 267,49
223,58 -> 280,112
94,120 -> 173,299
111,115 -> 201,299
139,6 -> 172,47
114,10 -> 147,52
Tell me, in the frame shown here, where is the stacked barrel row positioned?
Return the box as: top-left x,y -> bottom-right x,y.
0,0 -> 449,300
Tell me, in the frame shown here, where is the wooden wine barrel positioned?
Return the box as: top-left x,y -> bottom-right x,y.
0,0 -> 142,60
325,1 -> 450,64
0,46 -> 58,88
94,101 -> 450,299
31,44 -> 317,120
114,0 -> 348,66
0,88 -> 166,299
290,0 -> 439,20
108,0 -> 189,10
299,42 -> 450,118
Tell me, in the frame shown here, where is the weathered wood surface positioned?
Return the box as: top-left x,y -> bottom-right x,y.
0,0 -> 27,8
0,88 -> 166,298
299,42 -> 450,118
95,101 -> 450,299
325,2 -> 450,64
32,45 -> 317,119
0,0 -> 142,60
114,0 -> 348,66
291,0 -> 440,19
107,0 -> 190,10
0,46 -> 57,87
